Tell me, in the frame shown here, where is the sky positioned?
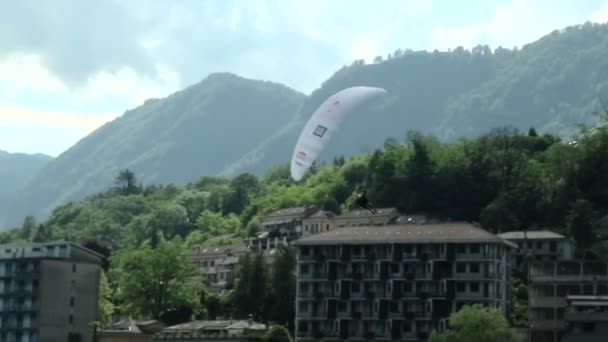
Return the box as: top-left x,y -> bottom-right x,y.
1,0 -> 607,157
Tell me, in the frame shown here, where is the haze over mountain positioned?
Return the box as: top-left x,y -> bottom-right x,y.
2,22 -> 608,230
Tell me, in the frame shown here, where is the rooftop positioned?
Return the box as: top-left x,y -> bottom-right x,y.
293,222 -> 515,246
335,207 -> 399,219
0,240 -> 105,261
498,231 -> 567,240
185,244 -> 249,256
263,206 -> 318,219
162,320 -> 266,332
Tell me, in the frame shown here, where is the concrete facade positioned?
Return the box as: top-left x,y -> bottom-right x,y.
0,241 -> 102,342
293,222 -> 515,341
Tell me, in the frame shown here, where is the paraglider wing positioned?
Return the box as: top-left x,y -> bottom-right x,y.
290,86 -> 387,181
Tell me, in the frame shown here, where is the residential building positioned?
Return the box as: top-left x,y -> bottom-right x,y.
0,240 -> 103,342
302,210 -> 336,237
293,222 -> 515,341
152,319 -> 267,341
98,319 -> 165,342
332,207 -> 399,227
183,244 -> 249,293
498,231 -> 575,271
528,260 -> 608,342
562,295 -> 608,342
249,206 -> 320,250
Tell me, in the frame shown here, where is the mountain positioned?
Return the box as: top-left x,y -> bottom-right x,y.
2,21 -> 608,230
0,150 -> 53,227
224,22 -> 608,176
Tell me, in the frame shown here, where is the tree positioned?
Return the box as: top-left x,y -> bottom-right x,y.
114,169 -> 139,195
269,245 -> 296,331
21,215 -> 36,241
429,304 -> 520,342
110,241 -> 202,320
566,199 -> 596,251
265,325 -> 293,342
32,223 -> 51,242
232,252 -> 269,321
98,270 -> 115,327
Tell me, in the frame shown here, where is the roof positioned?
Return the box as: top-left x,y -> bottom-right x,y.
185,244 -> 249,256
263,206 -> 318,220
162,320 -> 266,332
293,222 -> 516,247
334,207 -> 399,219
307,210 -> 336,219
0,240 -> 105,262
498,231 -> 567,240
100,318 -> 164,334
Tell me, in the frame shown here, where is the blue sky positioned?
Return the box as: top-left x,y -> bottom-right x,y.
1,0 -> 607,157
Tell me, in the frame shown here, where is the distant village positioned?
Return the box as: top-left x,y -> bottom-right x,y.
1,205 -> 605,342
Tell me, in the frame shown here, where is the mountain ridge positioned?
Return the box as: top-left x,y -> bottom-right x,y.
2,21 -> 608,230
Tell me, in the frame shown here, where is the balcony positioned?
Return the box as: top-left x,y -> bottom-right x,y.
564,311 -> 608,322
529,297 -> 567,308
529,319 -> 567,330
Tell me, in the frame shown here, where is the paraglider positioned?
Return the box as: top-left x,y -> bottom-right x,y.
289,86 -> 387,182
355,189 -> 378,214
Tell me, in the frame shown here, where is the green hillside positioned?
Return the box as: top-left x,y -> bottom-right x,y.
2,21 -> 608,230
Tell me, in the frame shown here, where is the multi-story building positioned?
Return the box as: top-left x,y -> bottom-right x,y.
562,295 -> 608,342
302,211 -> 336,237
249,206 -> 320,250
183,244 -> 249,293
498,231 -> 575,271
0,240 -> 103,342
528,260 -> 608,342
293,222 -> 515,341
332,208 -> 399,228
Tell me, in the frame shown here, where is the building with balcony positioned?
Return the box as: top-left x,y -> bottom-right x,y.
561,295 -> 608,342
0,240 -> 103,342
293,222 -> 515,341
249,206 -> 320,251
528,260 -> 608,342
183,244 -> 249,293
498,231 -> 575,271
302,211 -> 336,237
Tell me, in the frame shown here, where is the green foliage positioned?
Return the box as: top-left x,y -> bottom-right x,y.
98,270 -> 115,327
511,278 -> 528,325
268,245 -> 297,331
264,325 -> 293,342
109,241 -> 203,320
429,304 -> 520,342
5,23 -> 608,230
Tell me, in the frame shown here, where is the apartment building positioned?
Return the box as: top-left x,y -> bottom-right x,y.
528,260 -> 608,342
562,295 -> 608,342
498,231 -> 575,271
293,222 -> 515,341
183,244 -> 249,293
302,210 -> 336,237
249,206 -> 321,251
0,240 -> 103,342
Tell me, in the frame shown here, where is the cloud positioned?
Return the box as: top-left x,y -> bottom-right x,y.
591,2 -> 608,23
428,0 -> 606,50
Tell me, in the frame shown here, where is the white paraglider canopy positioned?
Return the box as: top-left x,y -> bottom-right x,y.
289,86 -> 387,181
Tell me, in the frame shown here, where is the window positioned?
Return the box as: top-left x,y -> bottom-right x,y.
457,283 -> 465,292
300,265 -> 309,273
456,263 -> 466,273
470,283 -> 479,292
70,297 -> 75,307
583,322 -> 595,332
391,263 -> 400,274
470,263 -> 480,273
457,245 -> 465,253
69,315 -> 74,324
72,264 -> 76,272
470,244 -> 480,253
550,241 -> 557,252
71,280 -> 75,289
